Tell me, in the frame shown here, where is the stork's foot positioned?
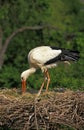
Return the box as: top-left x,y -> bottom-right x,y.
35,89 -> 42,101
45,90 -> 55,95
43,91 -> 50,96
45,87 -> 48,92
35,92 -> 41,102
36,91 -> 41,97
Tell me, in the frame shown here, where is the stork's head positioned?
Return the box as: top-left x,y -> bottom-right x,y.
21,70 -> 29,81
21,68 -> 36,94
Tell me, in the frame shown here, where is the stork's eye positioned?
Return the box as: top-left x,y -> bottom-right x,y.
21,77 -> 23,80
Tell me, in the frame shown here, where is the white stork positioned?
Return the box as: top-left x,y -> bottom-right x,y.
21,46 -> 79,96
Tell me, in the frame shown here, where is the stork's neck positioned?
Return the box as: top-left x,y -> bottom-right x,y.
21,67 -> 36,80
28,67 -> 36,75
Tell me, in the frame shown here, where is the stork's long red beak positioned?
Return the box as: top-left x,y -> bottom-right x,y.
22,79 -> 26,94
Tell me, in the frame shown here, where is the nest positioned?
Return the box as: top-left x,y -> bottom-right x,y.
0,89 -> 84,130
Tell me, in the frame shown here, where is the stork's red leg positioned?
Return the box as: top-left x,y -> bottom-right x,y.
45,69 -> 50,92
37,70 -> 46,97
37,79 -> 45,97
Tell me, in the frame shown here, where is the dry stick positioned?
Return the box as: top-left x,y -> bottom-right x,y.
34,100 -> 39,130
38,111 -> 47,129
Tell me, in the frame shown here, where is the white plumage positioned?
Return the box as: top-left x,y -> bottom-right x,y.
21,46 -> 79,96
28,46 -> 61,65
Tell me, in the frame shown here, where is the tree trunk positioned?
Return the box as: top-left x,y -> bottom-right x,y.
0,28 -> 2,51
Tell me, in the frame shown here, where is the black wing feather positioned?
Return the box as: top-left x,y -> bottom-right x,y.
44,46 -> 80,65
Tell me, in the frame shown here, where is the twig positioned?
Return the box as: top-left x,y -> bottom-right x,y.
34,100 -> 39,130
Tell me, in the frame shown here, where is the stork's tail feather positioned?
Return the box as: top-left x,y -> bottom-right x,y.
62,50 -> 80,62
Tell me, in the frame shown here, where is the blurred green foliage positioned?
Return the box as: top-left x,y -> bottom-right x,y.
0,0 -> 84,91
